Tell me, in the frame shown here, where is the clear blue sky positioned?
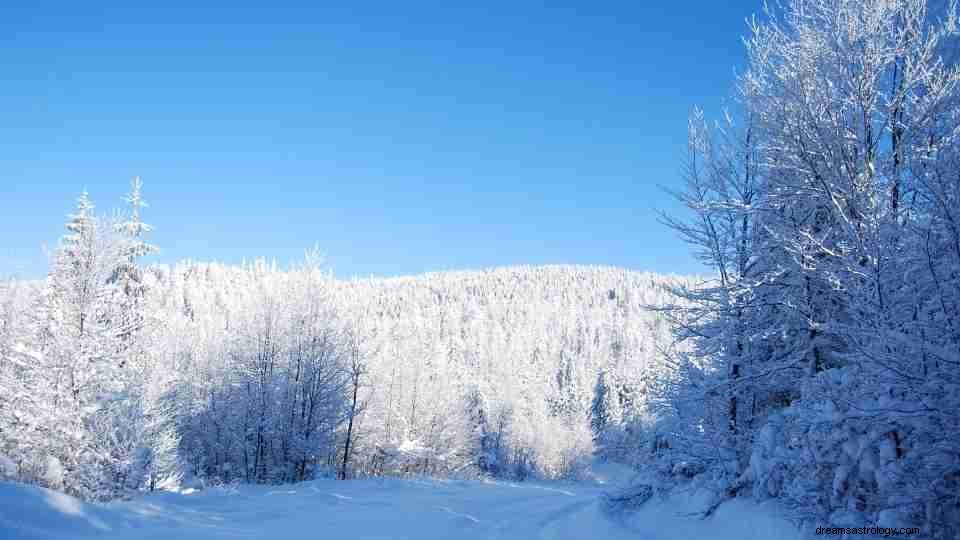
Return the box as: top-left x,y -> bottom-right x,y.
1,1 -> 759,279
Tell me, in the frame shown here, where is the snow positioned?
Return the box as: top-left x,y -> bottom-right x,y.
41,457 -> 63,489
0,463 -> 806,540
623,488 -> 807,540
0,456 -> 16,478
581,459 -> 638,487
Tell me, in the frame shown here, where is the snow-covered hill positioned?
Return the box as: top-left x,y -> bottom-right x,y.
143,263 -> 693,483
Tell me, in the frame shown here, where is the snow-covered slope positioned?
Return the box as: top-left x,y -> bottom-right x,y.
0,468 -> 805,540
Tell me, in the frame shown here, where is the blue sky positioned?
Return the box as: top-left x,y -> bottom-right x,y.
1,1 -> 759,279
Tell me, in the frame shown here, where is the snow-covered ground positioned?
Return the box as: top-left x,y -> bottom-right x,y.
0,463 -> 805,539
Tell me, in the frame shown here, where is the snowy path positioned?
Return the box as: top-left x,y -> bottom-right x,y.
0,465 -> 804,540
1,478 -> 634,539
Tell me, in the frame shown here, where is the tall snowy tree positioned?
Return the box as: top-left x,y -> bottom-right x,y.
649,1 -> 960,537
31,191 -> 129,498
590,371 -> 610,445
112,176 -> 158,353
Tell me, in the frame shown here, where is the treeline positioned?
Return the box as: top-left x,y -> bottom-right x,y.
0,181 -> 687,499
633,1 -> 960,538
153,261 -> 686,483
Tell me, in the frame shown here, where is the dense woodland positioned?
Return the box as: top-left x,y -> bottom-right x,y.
646,1 -> 960,537
2,0 -> 960,538
0,188 -> 688,498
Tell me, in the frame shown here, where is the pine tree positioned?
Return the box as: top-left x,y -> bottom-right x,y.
590,371 -> 609,446
35,191 -> 126,498
112,176 -> 158,354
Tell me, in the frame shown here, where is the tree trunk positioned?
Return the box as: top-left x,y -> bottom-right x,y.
339,371 -> 360,481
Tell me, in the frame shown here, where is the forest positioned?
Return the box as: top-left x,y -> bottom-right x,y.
2,0 -> 960,538
0,192 -> 689,498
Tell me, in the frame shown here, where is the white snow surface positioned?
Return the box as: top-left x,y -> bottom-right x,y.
0,463 -> 805,539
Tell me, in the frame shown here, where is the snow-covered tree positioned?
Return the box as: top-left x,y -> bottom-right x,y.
3,188 -> 688,495
648,1 -> 960,537
27,191 -> 129,498
112,176 -> 158,352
